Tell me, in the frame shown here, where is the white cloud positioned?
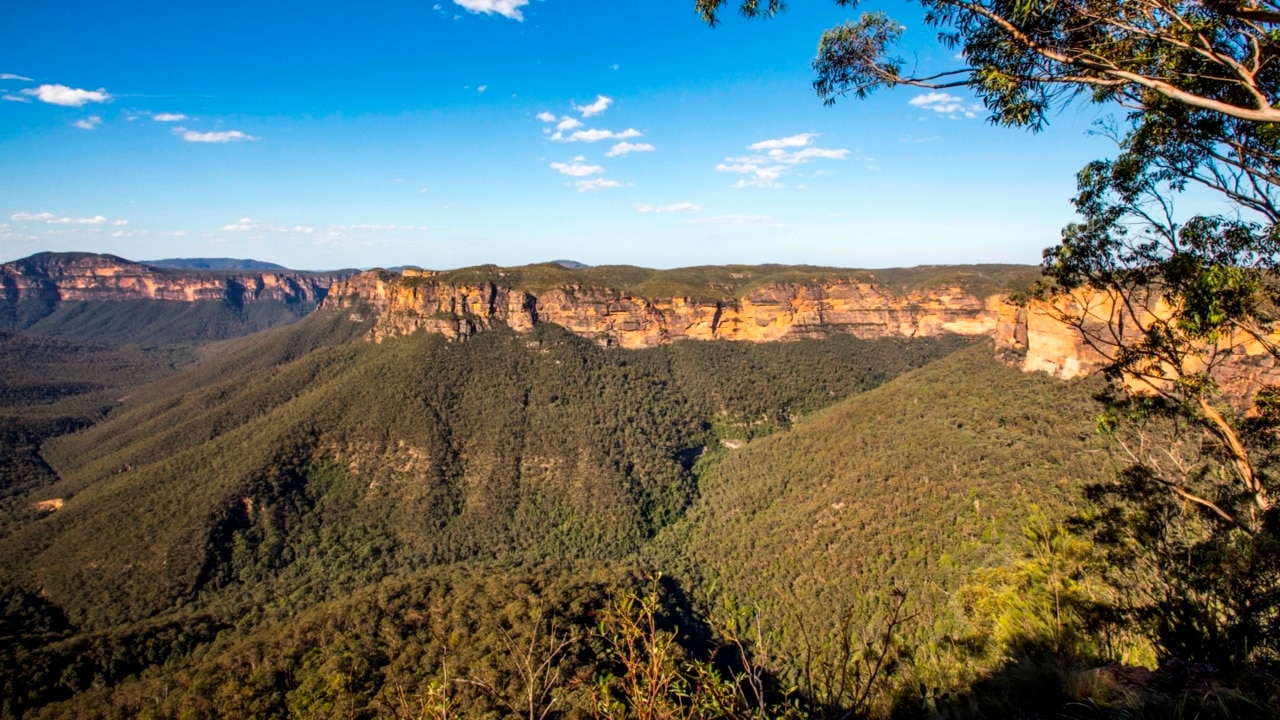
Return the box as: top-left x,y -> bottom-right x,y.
111,219 -> 128,226
716,163 -> 788,188
73,116 -> 101,130
477,85 -> 487,93
573,95 -> 613,117
221,218 -> 314,233
551,127 -> 641,143
717,133 -> 849,188
573,178 -> 629,192
2,94 -> 30,103
909,92 -> 981,118
22,84 -> 110,107
748,133 -> 815,151
536,111 -> 557,122
453,0 -> 527,21
152,112 -> 187,122
556,116 -> 582,131
550,158 -> 604,177
0,73 -> 33,81
606,141 -> 654,157
179,129 -> 258,143
11,211 -> 113,225
635,202 -> 701,213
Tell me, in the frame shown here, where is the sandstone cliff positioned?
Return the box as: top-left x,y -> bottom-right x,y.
323,266 -> 1280,393
1,252 -> 349,307
324,268 -> 1014,348
1014,287 -> 1280,393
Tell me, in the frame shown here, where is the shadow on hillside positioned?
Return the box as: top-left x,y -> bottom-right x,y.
889,650 -> 1280,720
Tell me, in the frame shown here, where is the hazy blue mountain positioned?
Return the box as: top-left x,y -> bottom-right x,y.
143,258 -> 290,271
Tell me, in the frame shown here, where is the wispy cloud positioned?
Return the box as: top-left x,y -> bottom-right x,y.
717,133 -> 848,188
551,127 -> 641,143
22,84 -> 110,107
73,116 -> 101,130
453,0 -> 527,21
908,92 -> 980,118
2,94 -> 30,103
152,112 -> 187,122
0,73 -> 33,81
11,211 -> 112,225
536,111 -> 557,122
573,95 -> 612,117
477,85 -> 487,93
606,141 -> 654,157
749,134 -> 815,151
573,178 -> 629,192
635,202 -> 701,213
556,117 -> 582,131
178,128 -> 259,143
221,218 -> 314,233
550,157 -> 604,177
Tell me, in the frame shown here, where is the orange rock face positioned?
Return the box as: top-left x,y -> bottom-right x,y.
326,269 -> 1280,395
1008,288 -> 1280,394
1,252 -> 348,306
325,270 -> 1010,348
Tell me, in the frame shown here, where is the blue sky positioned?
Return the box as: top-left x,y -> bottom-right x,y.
0,0 -> 1121,270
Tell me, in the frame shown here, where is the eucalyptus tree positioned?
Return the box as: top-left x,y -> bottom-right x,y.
697,1 -> 1280,666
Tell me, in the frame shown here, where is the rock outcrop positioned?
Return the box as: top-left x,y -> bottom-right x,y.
0,252 -> 350,306
324,268 -> 1280,392
1011,287 -> 1280,393
324,270 -> 1011,347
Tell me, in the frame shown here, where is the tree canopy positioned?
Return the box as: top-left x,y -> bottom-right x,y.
699,0 -> 1280,669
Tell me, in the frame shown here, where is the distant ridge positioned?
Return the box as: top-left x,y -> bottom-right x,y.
550,260 -> 589,269
0,252 -> 356,344
144,257 -> 289,271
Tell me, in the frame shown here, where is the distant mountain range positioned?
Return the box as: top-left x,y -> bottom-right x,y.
142,258 -> 289,271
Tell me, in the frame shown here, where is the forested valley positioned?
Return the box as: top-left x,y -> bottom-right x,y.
2,278 -> 1270,720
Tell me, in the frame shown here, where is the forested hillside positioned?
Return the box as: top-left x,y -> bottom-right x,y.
1,304 -> 1014,718
5,288 -> 1270,718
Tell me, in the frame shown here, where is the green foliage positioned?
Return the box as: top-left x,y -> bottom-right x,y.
0,310 -> 964,632
9,307 -> 1240,717
0,299 -> 315,345
956,509 -> 1114,663
0,333 -> 198,540
702,0 -> 1280,688
648,342 -> 1112,709
21,564 -> 626,720
591,578 -> 804,720
400,263 -> 1037,302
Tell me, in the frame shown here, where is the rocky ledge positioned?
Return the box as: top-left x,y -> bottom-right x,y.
323,266 -> 1280,392
1,252 -> 351,306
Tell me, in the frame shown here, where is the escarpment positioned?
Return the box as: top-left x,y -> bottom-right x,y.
323,266 -> 1280,392
0,252 -> 350,306
324,268 -> 1014,348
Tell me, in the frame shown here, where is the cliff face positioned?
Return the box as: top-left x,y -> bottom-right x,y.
1009,288 -> 1280,393
325,270 -> 1008,347
325,269 -> 1280,393
1,252 -> 348,306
